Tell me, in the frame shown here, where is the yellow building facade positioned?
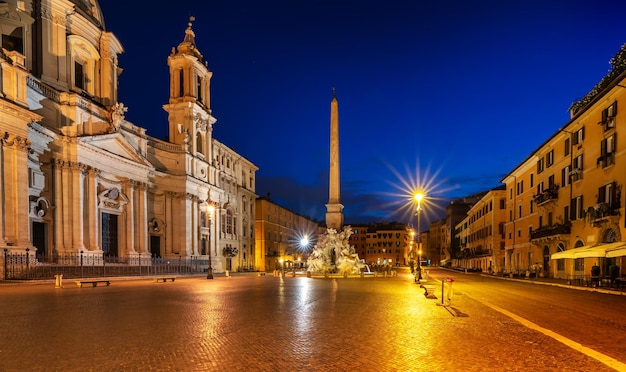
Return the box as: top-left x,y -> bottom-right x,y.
254,196 -> 318,272
456,187 -> 506,273
503,45 -> 626,279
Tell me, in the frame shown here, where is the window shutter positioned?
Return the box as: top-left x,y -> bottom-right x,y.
598,185 -> 605,204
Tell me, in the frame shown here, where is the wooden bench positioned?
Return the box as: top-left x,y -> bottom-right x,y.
75,280 -> 111,288
154,276 -> 176,283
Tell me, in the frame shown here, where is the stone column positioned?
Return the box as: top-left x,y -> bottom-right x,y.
165,192 -> 173,256
126,181 -> 136,253
71,163 -> 85,251
87,168 -> 99,251
1,135 -> 32,248
53,159 -> 65,252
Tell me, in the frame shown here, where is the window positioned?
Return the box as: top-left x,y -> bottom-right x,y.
601,101 -> 617,130
518,205 -> 522,219
529,200 -> 534,214
564,205 -> 570,224
570,195 -> 583,220
561,165 -> 570,187
74,61 -> 85,90
196,75 -> 203,102
548,175 -> 555,189
598,182 -> 616,206
564,137 -> 570,157
179,69 -> 184,97
195,132 -> 203,154
530,173 -> 534,188
517,180 -> 524,195
68,35 -> 100,96
537,158 -> 544,174
536,181 -> 544,195
572,155 -> 583,181
546,150 -> 554,167
574,258 -> 584,271
598,134 -> 616,168
572,127 -> 584,145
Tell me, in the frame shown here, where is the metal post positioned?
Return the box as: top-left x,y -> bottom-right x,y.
3,248 -> 7,280
25,248 -> 30,279
80,250 -> 84,278
416,202 -> 422,281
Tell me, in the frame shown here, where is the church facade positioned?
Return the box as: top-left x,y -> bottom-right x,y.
0,0 -> 257,273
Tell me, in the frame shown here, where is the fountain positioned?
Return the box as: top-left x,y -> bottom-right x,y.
306,225 -> 364,277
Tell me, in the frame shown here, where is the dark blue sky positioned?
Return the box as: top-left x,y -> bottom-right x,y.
99,0 -> 626,226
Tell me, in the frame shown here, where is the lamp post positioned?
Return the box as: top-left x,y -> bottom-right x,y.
414,192 -> 424,281
206,203 -> 215,280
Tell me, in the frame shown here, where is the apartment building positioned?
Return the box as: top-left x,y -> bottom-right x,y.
365,222 -> 412,266
255,195 -> 319,272
455,186 -> 506,273
502,44 -> 626,279
350,224 -> 369,262
428,219 -> 448,266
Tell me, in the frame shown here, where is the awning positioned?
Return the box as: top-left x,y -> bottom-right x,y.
551,246 -> 592,259
606,242 -> 626,258
551,242 -> 626,259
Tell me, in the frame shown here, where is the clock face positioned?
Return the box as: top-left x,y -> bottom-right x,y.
109,188 -> 119,200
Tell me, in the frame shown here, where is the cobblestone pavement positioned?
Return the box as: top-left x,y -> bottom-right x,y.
0,269 -> 620,371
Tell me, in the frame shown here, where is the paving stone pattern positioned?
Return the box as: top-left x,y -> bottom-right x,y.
0,270 -> 617,371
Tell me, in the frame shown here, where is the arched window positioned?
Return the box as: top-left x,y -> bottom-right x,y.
68,35 -> 100,96
603,228 -> 618,243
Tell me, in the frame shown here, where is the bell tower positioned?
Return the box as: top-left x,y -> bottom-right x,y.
163,16 -> 216,158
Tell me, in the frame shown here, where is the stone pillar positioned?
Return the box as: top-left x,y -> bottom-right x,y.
138,182 -> 149,254
71,163 -> 85,251
1,135 -> 32,248
87,168 -> 99,251
126,181 -> 136,253
165,192 -> 172,256
39,3 -> 69,89
53,159 -> 65,252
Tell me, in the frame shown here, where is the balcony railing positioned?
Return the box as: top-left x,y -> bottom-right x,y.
585,202 -> 620,224
533,187 -> 559,206
530,223 -> 571,240
597,152 -> 615,168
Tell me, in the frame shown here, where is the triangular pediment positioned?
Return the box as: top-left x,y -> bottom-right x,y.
79,133 -> 152,167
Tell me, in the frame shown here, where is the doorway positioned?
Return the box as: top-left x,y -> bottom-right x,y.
101,213 -> 119,256
32,221 -> 47,259
150,235 -> 161,258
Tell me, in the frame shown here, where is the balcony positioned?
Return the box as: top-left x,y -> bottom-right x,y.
530,223 -> 571,241
586,202 -> 621,227
597,152 -> 615,168
533,187 -> 559,206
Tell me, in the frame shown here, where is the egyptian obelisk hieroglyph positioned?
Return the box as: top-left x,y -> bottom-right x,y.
325,88 -> 344,230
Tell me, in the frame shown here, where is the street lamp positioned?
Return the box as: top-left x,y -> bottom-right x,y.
414,192 -> 425,281
206,203 -> 215,279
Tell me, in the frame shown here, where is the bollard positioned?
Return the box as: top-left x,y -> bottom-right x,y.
55,274 -> 63,288
445,278 -> 455,304
225,270 -> 230,277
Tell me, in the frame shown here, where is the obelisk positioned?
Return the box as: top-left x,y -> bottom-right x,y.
325,88 -> 344,230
